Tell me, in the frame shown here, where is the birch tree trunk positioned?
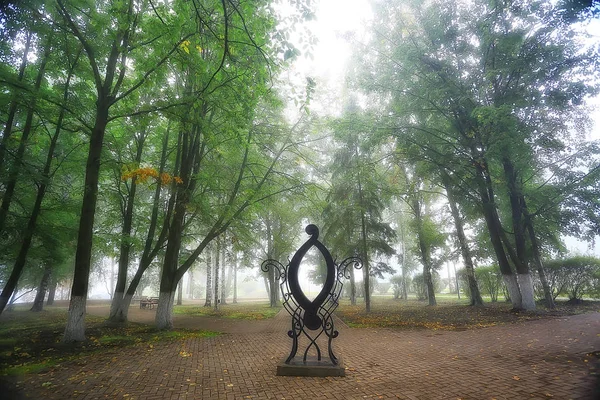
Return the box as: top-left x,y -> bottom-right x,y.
400,228 -> 408,300
232,257 -> 238,304
188,266 -> 194,299
221,238 -> 228,305
214,238 -> 220,311
177,280 -> 183,306
357,174 -> 372,312
204,247 -> 212,307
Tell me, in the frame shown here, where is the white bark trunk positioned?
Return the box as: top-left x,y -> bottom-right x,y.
517,273 -> 536,311
120,293 -> 134,320
503,274 -> 522,310
155,291 -> 175,330
63,296 -> 87,342
109,290 -> 124,319
111,292 -> 133,322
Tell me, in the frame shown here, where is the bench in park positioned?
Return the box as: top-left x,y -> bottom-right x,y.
139,297 -> 159,309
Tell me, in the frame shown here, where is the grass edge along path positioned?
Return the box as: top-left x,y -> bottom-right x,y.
173,301 -> 282,320
0,308 -> 219,377
335,297 -> 600,330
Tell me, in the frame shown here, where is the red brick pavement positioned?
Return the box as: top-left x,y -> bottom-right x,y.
3,310 -> 599,399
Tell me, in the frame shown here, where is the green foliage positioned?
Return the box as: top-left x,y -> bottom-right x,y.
475,266 -> 503,303
390,274 -> 411,299
411,271 -> 442,300
322,102 -> 397,275
544,256 -> 600,301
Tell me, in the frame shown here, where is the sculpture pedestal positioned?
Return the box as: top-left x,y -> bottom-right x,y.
276,356 -> 345,377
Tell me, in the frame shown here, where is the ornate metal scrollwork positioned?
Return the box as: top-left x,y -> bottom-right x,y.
261,224 -> 362,365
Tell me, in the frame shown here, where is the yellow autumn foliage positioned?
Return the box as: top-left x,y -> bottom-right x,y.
121,167 -> 183,186
179,40 -> 191,54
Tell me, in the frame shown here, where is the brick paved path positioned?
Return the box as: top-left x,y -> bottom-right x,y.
5,310 -> 599,400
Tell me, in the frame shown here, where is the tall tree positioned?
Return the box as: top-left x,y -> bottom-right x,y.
442,172 -> 484,306
0,35 -> 51,233
0,28 -> 82,315
54,0 -> 192,341
324,102 -> 396,312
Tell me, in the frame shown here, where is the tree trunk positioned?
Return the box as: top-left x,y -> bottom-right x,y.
63,98 -> 111,342
177,280 -> 183,306
412,193 -> 436,306
188,266 -> 194,299
233,256 -> 238,304
60,0 -> 140,338
517,273 -> 536,310
31,264 -> 52,312
221,237 -> 228,305
443,174 -> 483,306
525,217 -> 555,308
357,175 -> 371,312
156,181 -> 188,329
268,266 -> 277,307
349,264 -> 357,305
155,290 -> 176,330
110,128 -> 172,323
263,274 -> 270,299
502,157 -> 535,310
473,159 -> 522,309
214,237 -> 220,311
453,261 -> 461,300
47,278 -> 57,306
0,38 -> 51,233
155,120 -> 203,326
7,283 -> 19,311
0,31 -> 31,174
204,246 -> 213,307
400,228 -> 408,300
109,130 -> 145,321
345,227 -> 356,305
265,216 -> 277,308
0,70 -> 65,315
224,261 -> 233,304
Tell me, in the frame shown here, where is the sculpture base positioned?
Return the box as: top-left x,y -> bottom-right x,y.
276,356 -> 345,377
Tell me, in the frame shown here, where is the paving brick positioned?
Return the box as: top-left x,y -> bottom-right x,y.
2,310 -> 599,399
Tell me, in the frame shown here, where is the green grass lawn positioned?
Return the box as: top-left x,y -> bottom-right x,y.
173,301 -> 281,320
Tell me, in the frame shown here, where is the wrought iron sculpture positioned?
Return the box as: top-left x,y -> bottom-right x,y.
261,224 -> 362,366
